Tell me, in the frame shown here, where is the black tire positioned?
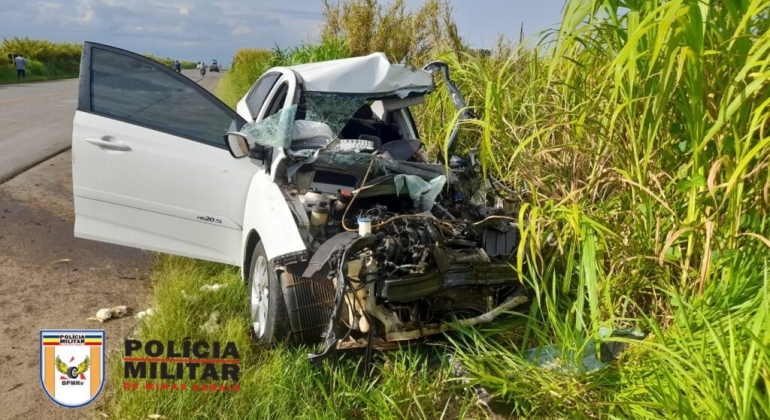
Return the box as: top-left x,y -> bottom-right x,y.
247,241 -> 291,346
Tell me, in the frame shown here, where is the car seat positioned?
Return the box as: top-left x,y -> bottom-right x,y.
291,120 -> 334,149
340,104 -> 402,144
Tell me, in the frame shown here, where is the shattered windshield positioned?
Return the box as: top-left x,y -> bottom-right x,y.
239,93 -> 367,150
240,106 -> 297,149
303,93 -> 366,136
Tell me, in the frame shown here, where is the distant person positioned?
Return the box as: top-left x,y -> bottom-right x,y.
14,54 -> 26,81
174,60 -> 181,72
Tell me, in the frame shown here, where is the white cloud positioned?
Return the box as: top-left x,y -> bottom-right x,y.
37,2 -> 60,12
77,8 -> 95,24
230,25 -> 252,36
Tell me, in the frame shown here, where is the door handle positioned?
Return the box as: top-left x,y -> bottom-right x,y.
85,137 -> 131,151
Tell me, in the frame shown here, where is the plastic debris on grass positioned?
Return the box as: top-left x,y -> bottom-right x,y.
524,327 -> 647,375
180,290 -> 200,302
135,308 -> 156,320
200,311 -> 220,334
199,283 -> 227,292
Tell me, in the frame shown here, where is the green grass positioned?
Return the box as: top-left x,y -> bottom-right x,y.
0,71 -> 78,83
424,0 -> 770,417
98,255 -> 488,419
1,37 -> 81,84
142,54 -> 198,70
107,0 -> 770,418
215,48 -> 275,109
0,59 -> 78,84
214,71 -> 241,109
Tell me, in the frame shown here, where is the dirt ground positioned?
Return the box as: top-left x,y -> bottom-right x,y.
0,72 -> 223,419
0,151 -> 153,419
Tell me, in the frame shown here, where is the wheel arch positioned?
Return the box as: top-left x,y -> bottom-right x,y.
242,229 -> 261,282
239,170 -> 309,281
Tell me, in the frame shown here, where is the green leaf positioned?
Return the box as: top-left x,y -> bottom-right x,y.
676,173 -> 706,192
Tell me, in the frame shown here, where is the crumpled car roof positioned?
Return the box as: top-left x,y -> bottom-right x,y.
286,52 -> 434,98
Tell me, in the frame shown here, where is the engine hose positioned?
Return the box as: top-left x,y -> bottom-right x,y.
341,156 -> 378,232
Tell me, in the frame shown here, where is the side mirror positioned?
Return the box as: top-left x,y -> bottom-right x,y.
225,132 -> 251,158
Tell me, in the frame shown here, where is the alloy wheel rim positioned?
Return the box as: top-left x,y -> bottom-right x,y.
250,255 -> 269,337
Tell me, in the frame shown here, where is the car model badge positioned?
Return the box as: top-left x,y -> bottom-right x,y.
40,330 -> 105,407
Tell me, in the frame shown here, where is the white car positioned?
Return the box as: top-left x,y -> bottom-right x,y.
72,42 -> 525,362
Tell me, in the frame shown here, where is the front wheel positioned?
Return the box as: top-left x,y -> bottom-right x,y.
247,241 -> 290,346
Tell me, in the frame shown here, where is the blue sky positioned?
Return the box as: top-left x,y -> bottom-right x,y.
0,0 -> 567,66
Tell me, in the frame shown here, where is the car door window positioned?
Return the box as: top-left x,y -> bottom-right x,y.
246,73 -> 279,119
264,82 -> 289,117
82,43 -> 244,148
239,82 -> 296,149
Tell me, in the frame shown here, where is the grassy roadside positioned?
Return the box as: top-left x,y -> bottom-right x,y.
0,72 -> 78,84
99,255 -> 486,419
213,71 -> 241,109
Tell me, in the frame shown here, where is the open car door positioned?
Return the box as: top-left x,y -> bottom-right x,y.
72,42 -> 262,265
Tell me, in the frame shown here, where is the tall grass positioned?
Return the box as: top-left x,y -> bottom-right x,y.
321,0 -> 463,64
270,37 -> 350,66
142,54 -> 197,70
216,48 -> 276,108
0,37 -> 81,82
422,0 -> 770,417
1,36 -> 81,62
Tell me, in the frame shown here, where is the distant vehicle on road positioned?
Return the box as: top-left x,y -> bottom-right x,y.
210,59 -> 219,72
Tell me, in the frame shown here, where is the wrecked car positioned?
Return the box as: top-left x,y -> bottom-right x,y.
71,42 -> 526,362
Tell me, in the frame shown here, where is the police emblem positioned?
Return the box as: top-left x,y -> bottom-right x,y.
40,330 -> 105,407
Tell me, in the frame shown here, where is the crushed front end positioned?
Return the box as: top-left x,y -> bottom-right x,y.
280,152 -> 527,363
239,59 -> 528,362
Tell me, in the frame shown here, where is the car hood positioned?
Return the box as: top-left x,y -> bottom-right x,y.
287,53 -> 434,98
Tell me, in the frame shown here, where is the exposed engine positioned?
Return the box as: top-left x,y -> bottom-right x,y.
283,155 -> 525,362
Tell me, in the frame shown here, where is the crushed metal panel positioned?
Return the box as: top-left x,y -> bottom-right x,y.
287,52 -> 434,97
241,170 -> 307,262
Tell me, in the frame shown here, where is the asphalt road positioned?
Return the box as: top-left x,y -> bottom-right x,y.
0,69 -> 219,183
0,69 -> 223,419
